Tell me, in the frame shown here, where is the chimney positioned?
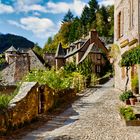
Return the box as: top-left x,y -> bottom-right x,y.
89,29 -> 98,43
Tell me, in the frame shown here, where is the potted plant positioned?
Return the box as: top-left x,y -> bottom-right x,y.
129,96 -> 137,105
120,106 -> 136,121
119,90 -> 133,105
131,75 -> 139,94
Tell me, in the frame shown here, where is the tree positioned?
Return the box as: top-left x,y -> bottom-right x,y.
33,43 -> 43,57
62,9 -> 74,23
107,5 -> 114,37
43,35 -> 59,53
69,17 -> 82,43
47,37 -> 53,44
59,22 -> 72,47
96,6 -> 109,36
88,0 -> 99,28
80,5 -> 90,35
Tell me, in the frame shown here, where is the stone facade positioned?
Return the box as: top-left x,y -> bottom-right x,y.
43,52 -> 55,67
1,48 -> 46,85
114,0 -> 140,91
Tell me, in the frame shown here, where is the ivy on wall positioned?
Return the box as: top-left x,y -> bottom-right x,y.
120,46 -> 140,67
119,45 -> 140,91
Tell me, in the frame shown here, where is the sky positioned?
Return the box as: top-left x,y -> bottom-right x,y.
0,0 -> 114,48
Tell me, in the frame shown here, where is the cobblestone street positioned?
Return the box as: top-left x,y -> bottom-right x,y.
21,79 -> 140,140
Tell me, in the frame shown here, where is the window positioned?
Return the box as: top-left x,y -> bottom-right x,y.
118,12 -> 122,39
96,65 -> 101,73
129,0 -> 134,28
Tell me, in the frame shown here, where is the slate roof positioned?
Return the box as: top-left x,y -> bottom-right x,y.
5,46 -> 17,52
55,43 -> 66,58
78,43 -> 95,64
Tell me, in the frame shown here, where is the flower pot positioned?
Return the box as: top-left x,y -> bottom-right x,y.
129,98 -> 137,105
125,99 -> 131,105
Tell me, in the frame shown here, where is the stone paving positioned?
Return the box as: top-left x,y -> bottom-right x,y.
21,79 -> 140,140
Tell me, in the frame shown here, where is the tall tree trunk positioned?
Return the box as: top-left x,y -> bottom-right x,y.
125,66 -> 130,91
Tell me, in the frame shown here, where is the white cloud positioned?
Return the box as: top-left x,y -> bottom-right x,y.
33,12 -> 41,16
46,2 -> 70,14
13,0 -> 86,16
0,3 -> 14,14
8,17 -> 58,39
46,0 -> 86,16
99,0 -> 114,6
73,0 -> 86,16
14,0 -> 46,13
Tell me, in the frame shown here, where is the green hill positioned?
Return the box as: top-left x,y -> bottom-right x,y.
0,33 -> 34,53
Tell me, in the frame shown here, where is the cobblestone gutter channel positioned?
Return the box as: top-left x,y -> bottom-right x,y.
14,79 -> 140,140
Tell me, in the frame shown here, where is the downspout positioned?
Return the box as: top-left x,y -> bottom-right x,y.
138,0 -> 140,44
138,0 -> 140,94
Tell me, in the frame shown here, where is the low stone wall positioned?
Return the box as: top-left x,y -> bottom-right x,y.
0,85 -> 17,95
8,82 -> 39,128
0,82 -> 76,134
39,85 -> 76,113
0,82 -> 39,134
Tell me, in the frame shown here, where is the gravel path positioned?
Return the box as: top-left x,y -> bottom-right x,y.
21,79 -> 140,140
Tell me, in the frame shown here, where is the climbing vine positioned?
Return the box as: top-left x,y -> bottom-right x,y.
120,46 -> 140,67
120,45 -> 140,91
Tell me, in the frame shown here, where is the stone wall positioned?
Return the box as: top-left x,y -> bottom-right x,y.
1,53 -> 30,85
0,82 -> 39,133
14,54 -> 30,82
8,82 -> 39,128
0,82 -> 76,134
0,85 -> 16,95
43,53 -> 55,67
1,62 -> 16,85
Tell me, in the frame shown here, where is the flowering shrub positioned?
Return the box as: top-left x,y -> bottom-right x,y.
24,69 -> 73,92
71,72 -> 85,91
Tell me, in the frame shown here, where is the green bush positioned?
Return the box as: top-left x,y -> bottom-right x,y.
64,62 -> 77,74
77,58 -> 93,77
91,73 -> 98,85
131,75 -> 139,90
0,94 -> 12,110
25,69 -> 72,92
119,90 -> 133,102
120,45 -> 140,67
71,72 -> 85,91
120,106 -> 136,121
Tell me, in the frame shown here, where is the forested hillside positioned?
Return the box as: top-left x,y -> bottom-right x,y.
0,33 -> 34,53
44,0 -> 114,53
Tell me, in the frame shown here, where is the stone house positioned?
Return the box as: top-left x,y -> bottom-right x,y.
55,30 -> 108,75
1,46 -> 46,85
114,0 -> 140,91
